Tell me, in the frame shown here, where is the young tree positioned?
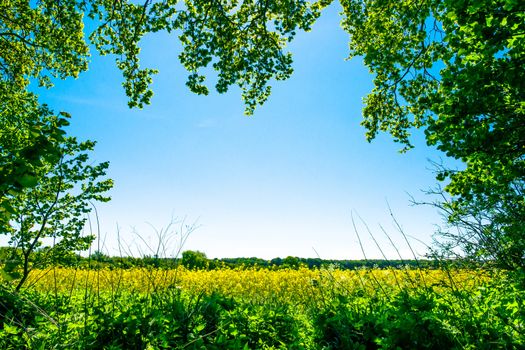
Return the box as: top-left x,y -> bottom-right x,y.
1,108 -> 113,291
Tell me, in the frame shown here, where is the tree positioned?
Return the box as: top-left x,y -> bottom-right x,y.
1,109 -> 113,291
181,250 -> 208,269
417,181 -> 524,270
0,0 -> 328,110
340,0 -> 524,268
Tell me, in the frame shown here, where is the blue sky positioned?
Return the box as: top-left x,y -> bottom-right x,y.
34,3 -> 450,260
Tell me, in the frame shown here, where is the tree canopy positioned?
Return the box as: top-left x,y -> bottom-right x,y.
1,0 -> 523,268
341,0 -> 524,267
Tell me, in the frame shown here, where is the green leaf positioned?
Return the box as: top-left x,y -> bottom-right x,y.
3,323 -> 19,335
17,174 -> 38,188
0,201 -> 16,215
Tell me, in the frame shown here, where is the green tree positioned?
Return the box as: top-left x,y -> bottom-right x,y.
340,0 -> 524,268
282,256 -> 301,269
1,110 -> 113,291
181,250 -> 208,269
1,0 -> 328,111
0,93 -> 67,227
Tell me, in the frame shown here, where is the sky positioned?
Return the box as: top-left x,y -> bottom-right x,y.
32,3 -> 451,260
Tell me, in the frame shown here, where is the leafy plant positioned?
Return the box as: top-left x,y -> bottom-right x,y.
1,109 -> 113,291
340,0 -> 525,267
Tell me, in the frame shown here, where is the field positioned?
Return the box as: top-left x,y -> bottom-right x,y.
1,265 -> 524,349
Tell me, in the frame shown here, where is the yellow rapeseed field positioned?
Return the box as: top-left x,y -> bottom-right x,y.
24,266 -> 488,305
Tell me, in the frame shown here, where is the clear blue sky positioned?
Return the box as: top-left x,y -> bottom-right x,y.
35,3 -> 450,260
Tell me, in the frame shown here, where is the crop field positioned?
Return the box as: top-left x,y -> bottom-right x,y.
1,265 -> 523,349
25,266 -> 486,301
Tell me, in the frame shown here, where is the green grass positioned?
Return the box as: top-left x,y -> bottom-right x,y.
0,267 -> 523,349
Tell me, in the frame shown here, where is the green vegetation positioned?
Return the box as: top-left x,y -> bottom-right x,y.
1,1 -> 523,348
0,265 -> 523,349
341,0 -> 524,267
1,247 -> 441,270
0,110 -> 112,291
181,250 -> 209,270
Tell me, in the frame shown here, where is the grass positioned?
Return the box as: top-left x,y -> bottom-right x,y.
1,264 -> 523,349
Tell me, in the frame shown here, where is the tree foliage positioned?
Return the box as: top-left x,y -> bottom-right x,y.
1,0 -> 90,225
181,250 -> 208,269
340,0 -> 524,267
1,0 -> 330,225
1,109 -> 113,291
1,0 -> 330,110
0,93 -> 64,224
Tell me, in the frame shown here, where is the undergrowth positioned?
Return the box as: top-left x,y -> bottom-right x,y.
0,265 -> 523,349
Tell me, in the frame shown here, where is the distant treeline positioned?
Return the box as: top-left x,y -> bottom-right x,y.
215,256 -> 440,270
0,247 -> 441,270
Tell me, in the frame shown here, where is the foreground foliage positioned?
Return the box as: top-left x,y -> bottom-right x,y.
1,266 -> 523,349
